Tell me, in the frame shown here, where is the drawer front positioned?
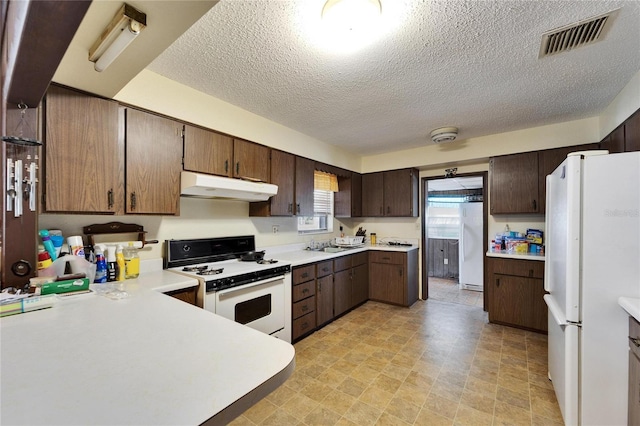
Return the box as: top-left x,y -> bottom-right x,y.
292,280 -> 315,302
369,251 -> 404,265
334,255 -> 352,272
490,258 -> 544,279
293,311 -> 316,340
352,252 -> 368,266
317,260 -> 333,277
630,317 -> 640,359
293,265 -> 315,284
293,296 -> 316,319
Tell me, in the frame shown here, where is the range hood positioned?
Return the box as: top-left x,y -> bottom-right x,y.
180,171 -> 278,201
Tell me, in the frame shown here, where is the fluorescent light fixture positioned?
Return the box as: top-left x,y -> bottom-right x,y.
88,3 -> 146,72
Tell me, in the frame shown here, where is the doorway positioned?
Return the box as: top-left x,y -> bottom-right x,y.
421,172 -> 488,310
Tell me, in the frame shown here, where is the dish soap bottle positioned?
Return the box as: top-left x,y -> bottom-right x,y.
124,242 -> 140,279
115,245 -> 126,281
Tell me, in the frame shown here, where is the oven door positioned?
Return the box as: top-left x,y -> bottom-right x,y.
213,276 -> 285,337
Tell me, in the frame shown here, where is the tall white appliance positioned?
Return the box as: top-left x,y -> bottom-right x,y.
544,151 -> 640,425
459,202 -> 484,291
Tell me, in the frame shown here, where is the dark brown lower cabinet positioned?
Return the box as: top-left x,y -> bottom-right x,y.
629,317 -> 640,425
334,269 -> 351,317
316,275 -> 334,326
352,262 -> 369,306
487,257 -> 547,333
164,286 -> 199,306
369,250 -> 418,307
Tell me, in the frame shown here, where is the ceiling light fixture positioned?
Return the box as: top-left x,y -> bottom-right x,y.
430,127 -> 459,144
88,3 -> 146,72
321,0 -> 382,32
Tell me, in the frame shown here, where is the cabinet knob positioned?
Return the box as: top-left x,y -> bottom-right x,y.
630,336 -> 640,348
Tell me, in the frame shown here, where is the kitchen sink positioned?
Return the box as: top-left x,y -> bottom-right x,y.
323,247 -> 347,253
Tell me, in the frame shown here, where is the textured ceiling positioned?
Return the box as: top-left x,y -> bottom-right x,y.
147,0 -> 640,155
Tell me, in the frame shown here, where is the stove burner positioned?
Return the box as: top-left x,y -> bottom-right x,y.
197,268 -> 224,276
257,259 -> 278,265
182,265 -> 209,272
388,242 -> 413,247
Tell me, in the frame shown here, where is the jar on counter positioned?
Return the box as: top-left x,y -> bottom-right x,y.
123,242 -> 140,279
370,233 -> 377,245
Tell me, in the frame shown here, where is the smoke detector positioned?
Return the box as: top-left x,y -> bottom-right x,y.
430,127 -> 458,144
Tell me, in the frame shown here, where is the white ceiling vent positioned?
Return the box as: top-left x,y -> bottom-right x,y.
539,9 -> 618,58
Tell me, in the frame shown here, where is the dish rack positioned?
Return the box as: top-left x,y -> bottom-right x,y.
335,236 -> 365,247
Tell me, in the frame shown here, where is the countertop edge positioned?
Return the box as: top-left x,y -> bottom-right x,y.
618,297 -> 640,323
204,355 -> 296,425
273,244 -> 419,267
486,251 -> 546,262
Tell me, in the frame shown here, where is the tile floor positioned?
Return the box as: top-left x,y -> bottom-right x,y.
231,300 -> 562,426
428,277 -> 484,308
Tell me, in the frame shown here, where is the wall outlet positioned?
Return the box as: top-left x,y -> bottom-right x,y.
444,258 -> 448,265
272,225 -> 279,234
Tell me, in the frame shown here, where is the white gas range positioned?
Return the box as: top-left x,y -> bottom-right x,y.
165,236 -> 292,342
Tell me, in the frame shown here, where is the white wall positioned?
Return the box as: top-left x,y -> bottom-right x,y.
599,69 -> 640,139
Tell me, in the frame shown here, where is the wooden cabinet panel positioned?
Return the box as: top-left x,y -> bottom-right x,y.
490,152 -> 539,214
44,85 -> 123,213
487,257 -> 547,332
335,172 -> 362,218
538,144 -> 597,213
334,255 -> 352,272
233,138 -> 270,182
250,149 -> 294,216
316,275 -> 334,326
164,286 -> 198,306
352,263 -> 369,306
362,172 -> 384,216
352,252 -> 368,266
316,260 -> 333,278
629,349 -> 640,426
125,109 -> 182,215
369,251 -> 404,265
293,296 -> 315,319
625,109 -> 640,152
183,125 -> 233,177
369,262 -> 404,305
295,156 -> 315,216
293,311 -> 316,341
384,168 -> 418,217
293,265 -> 315,284
292,280 -> 315,302
334,269 -> 351,317
428,238 -> 459,278
604,125 -> 625,154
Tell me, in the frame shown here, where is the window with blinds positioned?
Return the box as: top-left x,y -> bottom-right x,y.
297,172 -> 337,234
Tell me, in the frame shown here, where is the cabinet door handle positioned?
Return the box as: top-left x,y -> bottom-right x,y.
235,162 -> 240,175
379,206 -> 383,215
288,203 -> 293,213
107,189 -> 114,209
301,272 -> 309,279
301,322 -> 309,330
130,192 -> 136,210
297,203 -> 301,214
496,278 -> 500,287
302,305 -> 309,312
382,257 -> 390,260
529,269 -> 534,277
532,199 -> 537,210
302,287 -> 309,294
318,283 -> 321,293
387,206 -> 391,214
225,160 -> 229,173
399,268 -> 403,277
630,336 -> 640,348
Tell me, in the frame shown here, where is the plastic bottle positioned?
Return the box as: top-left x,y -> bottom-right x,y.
106,245 -> 118,282
370,233 -> 377,245
37,251 -> 53,271
94,246 -> 107,283
39,230 -> 58,261
124,242 -> 140,279
115,245 -> 126,281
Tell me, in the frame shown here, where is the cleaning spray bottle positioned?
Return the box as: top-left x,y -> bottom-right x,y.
106,245 -> 118,282
94,245 -> 107,283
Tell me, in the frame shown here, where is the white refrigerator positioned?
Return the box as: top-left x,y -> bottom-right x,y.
544,150 -> 640,425
458,202 -> 483,291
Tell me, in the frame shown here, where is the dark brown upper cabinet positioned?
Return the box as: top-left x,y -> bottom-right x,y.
183,125 -> 233,177
232,138 -> 270,182
362,168 -> 418,217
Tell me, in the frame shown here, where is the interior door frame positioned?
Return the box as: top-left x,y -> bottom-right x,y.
420,171 -> 489,310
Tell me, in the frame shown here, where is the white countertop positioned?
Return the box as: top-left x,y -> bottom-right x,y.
486,251 -> 546,262
0,274 -> 295,425
619,297 -> 640,323
270,243 -> 418,267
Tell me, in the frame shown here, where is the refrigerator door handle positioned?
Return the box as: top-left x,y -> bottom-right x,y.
544,174 -> 556,293
544,294 -> 567,326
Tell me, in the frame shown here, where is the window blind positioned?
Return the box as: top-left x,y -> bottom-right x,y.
314,189 -> 333,216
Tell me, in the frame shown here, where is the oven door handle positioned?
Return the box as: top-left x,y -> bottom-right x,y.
215,275 -> 285,296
